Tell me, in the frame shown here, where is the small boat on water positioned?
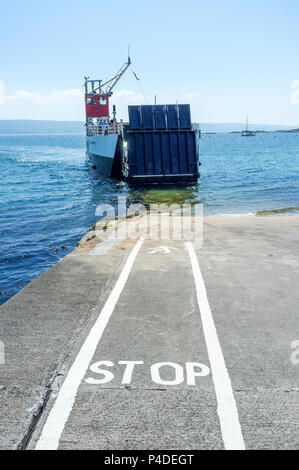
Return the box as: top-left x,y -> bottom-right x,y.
241,115 -> 256,137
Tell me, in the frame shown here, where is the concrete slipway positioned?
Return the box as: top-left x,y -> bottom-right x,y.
0,216 -> 298,450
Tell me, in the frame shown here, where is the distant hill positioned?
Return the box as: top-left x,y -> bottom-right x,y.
230,128 -> 299,134
274,128 -> 299,133
200,122 -> 299,133
0,120 -> 84,134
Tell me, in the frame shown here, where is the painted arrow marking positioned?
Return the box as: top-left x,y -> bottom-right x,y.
148,246 -> 177,254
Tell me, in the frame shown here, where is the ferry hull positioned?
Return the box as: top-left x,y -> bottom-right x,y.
86,134 -> 119,177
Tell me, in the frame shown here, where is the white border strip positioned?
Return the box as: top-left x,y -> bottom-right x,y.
186,242 -> 245,450
36,238 -> 144,450
88,237 -> 118,256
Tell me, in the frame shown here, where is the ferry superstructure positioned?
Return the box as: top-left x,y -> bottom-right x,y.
84,57 -> 131,177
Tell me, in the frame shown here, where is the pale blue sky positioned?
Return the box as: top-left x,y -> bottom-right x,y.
0,0 -> 299,124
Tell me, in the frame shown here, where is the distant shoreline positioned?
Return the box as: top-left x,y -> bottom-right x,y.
0,119 -> 298,135
230,128 -> 299,134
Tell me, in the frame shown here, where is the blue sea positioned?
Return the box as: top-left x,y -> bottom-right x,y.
0,126 -> 299,305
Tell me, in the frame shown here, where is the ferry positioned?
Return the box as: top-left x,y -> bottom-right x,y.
84,57 -> 131,177
84,59 -> 201,184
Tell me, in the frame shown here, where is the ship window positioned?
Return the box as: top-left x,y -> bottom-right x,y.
99,96 -> 107,105
87,97 -> 96,105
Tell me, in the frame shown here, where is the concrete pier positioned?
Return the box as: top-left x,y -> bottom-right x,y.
0,216 -> 298,450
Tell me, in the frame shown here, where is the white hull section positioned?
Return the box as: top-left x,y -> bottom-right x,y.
86,134 -> 119,177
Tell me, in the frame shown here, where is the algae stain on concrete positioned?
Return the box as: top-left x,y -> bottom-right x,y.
256,206 -> 299,216
132,186 -> 199,207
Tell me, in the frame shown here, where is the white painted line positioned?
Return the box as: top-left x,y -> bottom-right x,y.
35,238 -> 144,450
186,242 -> 245,450
88,237 -> 118,256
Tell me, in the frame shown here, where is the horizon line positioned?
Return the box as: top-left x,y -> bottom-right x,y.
0,119 -> 298,127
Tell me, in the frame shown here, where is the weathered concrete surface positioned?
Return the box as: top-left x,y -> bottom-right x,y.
199,217 -> 299,449
0,216 -> 298,450
0,230 -> 136,449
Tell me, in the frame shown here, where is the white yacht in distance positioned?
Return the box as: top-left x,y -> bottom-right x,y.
241,115 -> 256,137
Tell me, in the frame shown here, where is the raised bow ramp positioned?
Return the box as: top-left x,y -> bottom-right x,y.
124,104 -> 201,184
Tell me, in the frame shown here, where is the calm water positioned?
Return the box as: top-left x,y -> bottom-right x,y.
0,132 -> 298,304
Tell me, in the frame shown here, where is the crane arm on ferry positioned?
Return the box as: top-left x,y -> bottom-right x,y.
95,57 -> 131,94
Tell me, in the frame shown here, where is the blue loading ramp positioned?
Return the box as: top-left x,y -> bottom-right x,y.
125,105 -> 200,184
